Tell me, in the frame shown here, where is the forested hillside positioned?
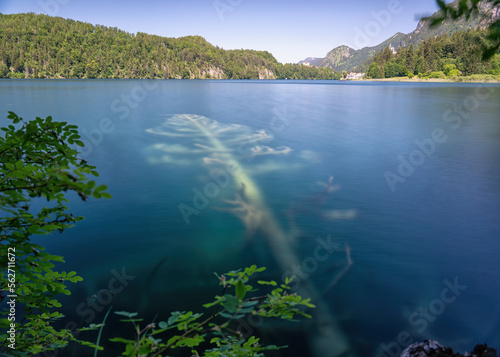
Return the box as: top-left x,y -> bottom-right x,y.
0,13 -> 339,80
366,29 -> 500,79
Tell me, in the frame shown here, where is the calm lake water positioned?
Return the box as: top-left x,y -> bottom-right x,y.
1,79 -> 499,357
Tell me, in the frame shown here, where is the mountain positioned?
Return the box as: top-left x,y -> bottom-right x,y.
318,34 -> 407,72
0,13 -> 337,80
300,0 -> 500,73
317,45 -> 353,70
297,57 -> 323,67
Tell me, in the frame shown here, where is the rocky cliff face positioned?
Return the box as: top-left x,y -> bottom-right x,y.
202,67 -> 225,79
480,2 -> 500,28
414,19 -> 425,34
258,68 -> 275,79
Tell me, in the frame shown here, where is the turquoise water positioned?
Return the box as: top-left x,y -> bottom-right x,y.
1,79 -> 499,356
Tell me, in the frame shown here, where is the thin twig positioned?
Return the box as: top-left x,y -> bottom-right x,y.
94,306 -> 113,357
323,242 -> 353,295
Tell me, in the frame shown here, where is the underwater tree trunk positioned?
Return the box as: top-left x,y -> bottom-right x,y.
147,114 -> 355,357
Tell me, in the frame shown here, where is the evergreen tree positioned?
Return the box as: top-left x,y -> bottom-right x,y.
405,44 -> 416,73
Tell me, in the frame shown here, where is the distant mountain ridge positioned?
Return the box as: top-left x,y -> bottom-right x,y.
297,57 -> 323,66
300,0 -> 500,72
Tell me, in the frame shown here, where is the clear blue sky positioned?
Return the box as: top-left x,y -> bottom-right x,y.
0,0 -> 446,63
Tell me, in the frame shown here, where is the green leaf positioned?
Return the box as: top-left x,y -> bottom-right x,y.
95,184 -> 107,192
241,300 -> 259,308
168,312 -> 182,325
167,335 -> 180,346
114,311 -> 138,318
235,279 -> 246,300
238,307 -> 255,314
203,300 -> 221,309
219,312 -> 233,319
258,280 -> 277,286
175,336 -> 204,348
109,337 -> 135,344
222,295 -> 239,313
119,318 -> 143,323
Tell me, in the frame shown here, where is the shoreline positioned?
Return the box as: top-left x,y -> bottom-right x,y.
359,75 -> 500,83
2,76 -> 500,83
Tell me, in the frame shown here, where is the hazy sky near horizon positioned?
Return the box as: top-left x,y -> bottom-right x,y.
1,0 -> 448,63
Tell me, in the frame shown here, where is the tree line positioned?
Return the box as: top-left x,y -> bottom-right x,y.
0,13 -> 339,80
366,28 -> 500,79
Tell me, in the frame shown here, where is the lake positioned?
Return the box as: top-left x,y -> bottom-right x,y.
1,79 -> 499,357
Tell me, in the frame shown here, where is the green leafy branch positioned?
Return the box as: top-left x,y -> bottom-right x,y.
0,112 -> 110,355
104,265 -> 315,357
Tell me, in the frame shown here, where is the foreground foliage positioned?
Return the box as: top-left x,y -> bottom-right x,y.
0,112 -> 109,354
90,266 -> 315,356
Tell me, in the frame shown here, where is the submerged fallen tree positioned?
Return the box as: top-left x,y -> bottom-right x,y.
146,114 -> 355,357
